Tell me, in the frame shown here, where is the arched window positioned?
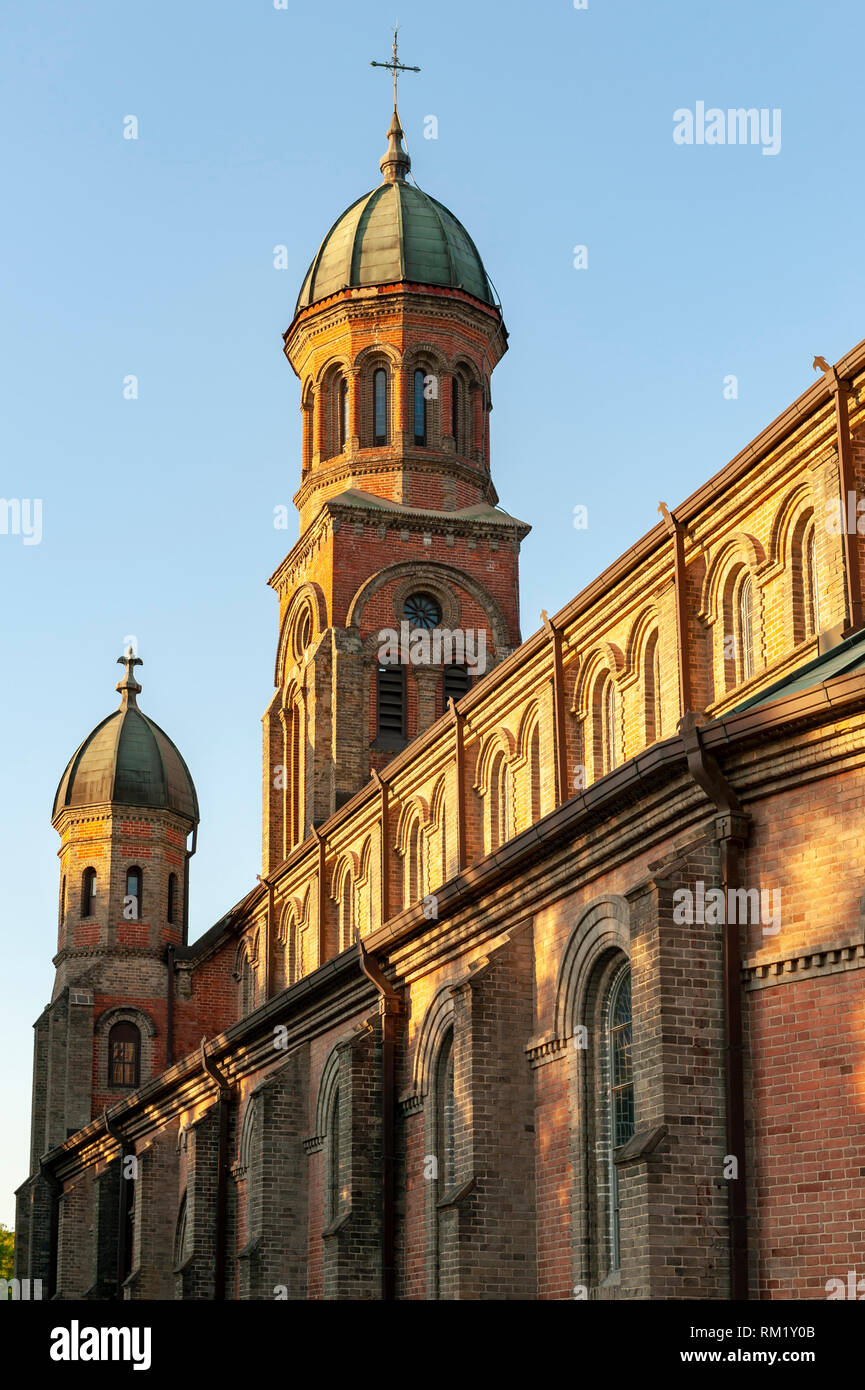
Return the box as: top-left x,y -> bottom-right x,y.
451,376 -> 461,451
373,367 -> 389,445
603,678 -> 617,778
644,631 -> 660,745
738,576 -> 754,681
239,949 -> 256,1014
337,869 -> 355,952
442,663 -> 471,713
328,1086 -> 341,1222
167,873 -> 178,926
338,376 -> 349,452
606,965 -> 634,1270
487,750 -> 512,851
805,523 -> 819,638
81,867 -> 97,917
413,368 -> 428,446
526,721 -> 541,824
108,1020 -> 141,1088
377,664 -> 406,745
303,389 -> 314,470
403,817 -> 425,909
436,1029 -> 456,1194
286,700 -> 302,849
125,866 -> 142,920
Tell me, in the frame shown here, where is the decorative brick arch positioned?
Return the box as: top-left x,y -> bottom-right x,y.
274,582 -> 327,686
409,980 -> 458,1103
94,1005 -> 157,1094
552,896 -> 630,1044
346,560 -> 510,655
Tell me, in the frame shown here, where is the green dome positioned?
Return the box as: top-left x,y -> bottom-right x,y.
53,658 -> 198,823
295,111 -> 497,313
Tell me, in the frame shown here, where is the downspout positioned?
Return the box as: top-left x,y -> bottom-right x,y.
199,1039 -> 232,1301
446,700 -> 467,871
659,502 -> 694,718
103,1107 -> 127,1299
256,873 -> 275,1000
543,615 -> 569,804
373,772 -> 390,921
358,941 -> 403,1301
679,713 -> 750,1300
312,827 -> 327,965
165,945 -> 175,1068
818,363 -> 863,634
37,1156 -> 61,1302
183,824 -> 197,949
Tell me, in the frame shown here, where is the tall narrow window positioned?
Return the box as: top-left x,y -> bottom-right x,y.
436,1030 -> 456,1193
414,369 -> 427,446
644,632 -> 660,745
607,966 -> 634,1269
338,376 -> 349,452
108,1020 -> 141,1088
442,663 -> 471,713
81,867 -> 97,917
125,867 -> 142,920
805,525 -> 819,637
602,677 -> 617,774
738,576 -> 754,681
59,876 -> 66,926
377,664 -> 406,743
451,377 -> 461,451
167,873 -> 178,926
373,368 -> 388,445
328,1087 -> 341,1221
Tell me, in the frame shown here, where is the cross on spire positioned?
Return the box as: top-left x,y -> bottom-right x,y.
370,24 -> 420,112
116,646 -> 143,708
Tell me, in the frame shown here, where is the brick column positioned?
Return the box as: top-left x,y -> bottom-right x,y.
175,1109 -> 220,1299
127,1130 -> 177,1300
56,1171 -> 94,1298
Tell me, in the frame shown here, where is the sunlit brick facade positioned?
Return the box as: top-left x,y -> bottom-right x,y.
15,102 -> 865,1302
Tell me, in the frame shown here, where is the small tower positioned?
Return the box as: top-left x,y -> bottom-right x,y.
34,652 -> 198,1153
263,50 -> 530,871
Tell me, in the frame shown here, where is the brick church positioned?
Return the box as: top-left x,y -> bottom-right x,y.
15,84 -> 865,1301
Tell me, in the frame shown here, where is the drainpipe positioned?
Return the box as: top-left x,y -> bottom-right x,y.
446,701 -> 467,871
680,712 -> 750,1300
372,772 -> 390,921
358,941 -> 403,1301
256,873 -> 275,999
165,945 -> 175,1068
199,1039 -> 232,1301
817,363 -> 863,634
103,1107 -> 128,1299
543,615 -> 569,804
659,502 -> 694,718
37,1157 -> 61,1302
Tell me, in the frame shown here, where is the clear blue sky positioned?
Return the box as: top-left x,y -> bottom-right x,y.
1,0 -> 861,1225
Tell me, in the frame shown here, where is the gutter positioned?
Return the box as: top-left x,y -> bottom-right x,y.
103,1107 -> 128,1299
199,1039 -> 233,1302
679,713 -> 750,1301
358,941 -> 403,1301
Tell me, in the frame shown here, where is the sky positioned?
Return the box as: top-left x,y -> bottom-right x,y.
1,0 -> 862,1225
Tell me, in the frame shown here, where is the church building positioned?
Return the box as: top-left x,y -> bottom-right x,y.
14,78 -> 865,1301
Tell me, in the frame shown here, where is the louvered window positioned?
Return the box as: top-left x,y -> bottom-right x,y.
377,664 -> 406,742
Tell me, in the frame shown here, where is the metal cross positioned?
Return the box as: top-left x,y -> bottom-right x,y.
371,25 -> 420,109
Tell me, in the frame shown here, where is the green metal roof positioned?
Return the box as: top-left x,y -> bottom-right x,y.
53,706 -> 199,822
732,628 -> 865,712
295,181 -> 497,313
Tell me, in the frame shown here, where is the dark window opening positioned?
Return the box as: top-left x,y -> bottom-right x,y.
81,867 -> 97,917
443,664 -> 471,713
108,1021 -> 141,1089
373,368 -> 388,445
125,866 -> 142,920
338,376 -> 349,452
377,664 -> 406,743
414,369 -> 427,446
167,873 -> 178,925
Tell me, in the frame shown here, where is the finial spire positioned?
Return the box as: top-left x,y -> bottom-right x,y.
370,25 -> 420,183
116,647 -> 143,709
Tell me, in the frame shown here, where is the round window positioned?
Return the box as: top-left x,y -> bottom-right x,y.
403,592 -> 442,629
294,608 -> 312,659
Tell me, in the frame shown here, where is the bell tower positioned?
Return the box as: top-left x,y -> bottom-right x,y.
262,42 -> 529,873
